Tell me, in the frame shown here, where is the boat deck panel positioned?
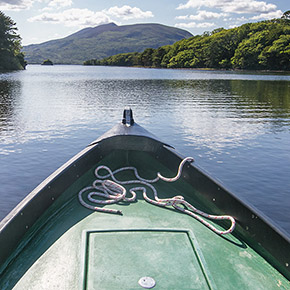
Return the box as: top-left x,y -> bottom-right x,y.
83,229 -> 210,289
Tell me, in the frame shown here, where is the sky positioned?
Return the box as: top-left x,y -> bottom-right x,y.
0,0 -> 288,45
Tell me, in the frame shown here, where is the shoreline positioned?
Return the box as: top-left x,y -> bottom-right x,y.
17,63 -> 290,75
83,64 -> 290,74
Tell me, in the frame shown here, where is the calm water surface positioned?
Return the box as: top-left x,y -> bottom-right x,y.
1,65 -> 290,236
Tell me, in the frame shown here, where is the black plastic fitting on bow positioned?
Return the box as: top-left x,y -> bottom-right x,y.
122,108 -> 134,126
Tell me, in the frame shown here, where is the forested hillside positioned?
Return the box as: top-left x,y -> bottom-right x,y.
0,11 -> 26,71
85,17 -> 290,71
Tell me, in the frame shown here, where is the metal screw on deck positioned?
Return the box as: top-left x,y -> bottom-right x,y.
138,276 -> 156,288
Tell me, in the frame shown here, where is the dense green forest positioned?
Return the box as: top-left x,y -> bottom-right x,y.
0,11 -> 26,71
85,16 -> 290,71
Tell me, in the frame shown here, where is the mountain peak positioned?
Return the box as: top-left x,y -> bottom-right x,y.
103,22 -> 118,27
23,22 -> 193,64
68,22 -> 119,39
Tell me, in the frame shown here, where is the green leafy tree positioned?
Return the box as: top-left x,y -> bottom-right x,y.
140,48 -> 154,67
167,50 -> 196,68
0,11 -> 26,70
231,30 -> 272,69
282,10 -> 290,20
259,35 -> 290,70
205,28 -> 248,68
151,47 -> 168,67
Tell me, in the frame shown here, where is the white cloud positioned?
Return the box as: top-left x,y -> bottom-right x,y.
177,0 -> 277,15
41,0 -> 72,11
177,0 -> 231,10
251,9 -> 283,20
175,22 -> 215,28
104,5 -> 154,20
223,1 -> 277,14
48,0 -> 72,8
28,5 -> 154,28
0,0 -> 72,11
176,10 -> 227,21
28,8 -> 111,28
177,0 -> 207,10
0,0 -> 34,10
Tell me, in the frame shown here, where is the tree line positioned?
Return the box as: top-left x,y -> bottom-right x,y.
0,11 -> 26,71
84,15 -> 290,71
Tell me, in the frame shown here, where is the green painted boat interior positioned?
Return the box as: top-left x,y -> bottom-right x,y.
0,150 -> 289,290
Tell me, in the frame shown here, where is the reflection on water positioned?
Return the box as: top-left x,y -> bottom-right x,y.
169,80 -> 290,149
0,65 -> 290,236
0,80 -> 22,135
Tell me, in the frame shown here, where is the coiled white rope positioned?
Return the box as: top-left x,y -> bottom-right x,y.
78,157 -> 236,235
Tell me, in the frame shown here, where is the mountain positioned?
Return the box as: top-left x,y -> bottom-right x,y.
23,23 -> 192,64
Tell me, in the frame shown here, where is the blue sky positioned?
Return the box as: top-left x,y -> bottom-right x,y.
1,0 -> 288,45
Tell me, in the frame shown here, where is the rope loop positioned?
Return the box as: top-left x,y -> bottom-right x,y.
78,157 -> 236,235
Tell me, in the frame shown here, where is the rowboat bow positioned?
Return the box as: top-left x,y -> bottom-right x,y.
0,109 -> 289,289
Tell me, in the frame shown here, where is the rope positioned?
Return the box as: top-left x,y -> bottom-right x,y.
78,157 -> 236,235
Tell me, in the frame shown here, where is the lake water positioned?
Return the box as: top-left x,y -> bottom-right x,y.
1,65 -> 290,237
